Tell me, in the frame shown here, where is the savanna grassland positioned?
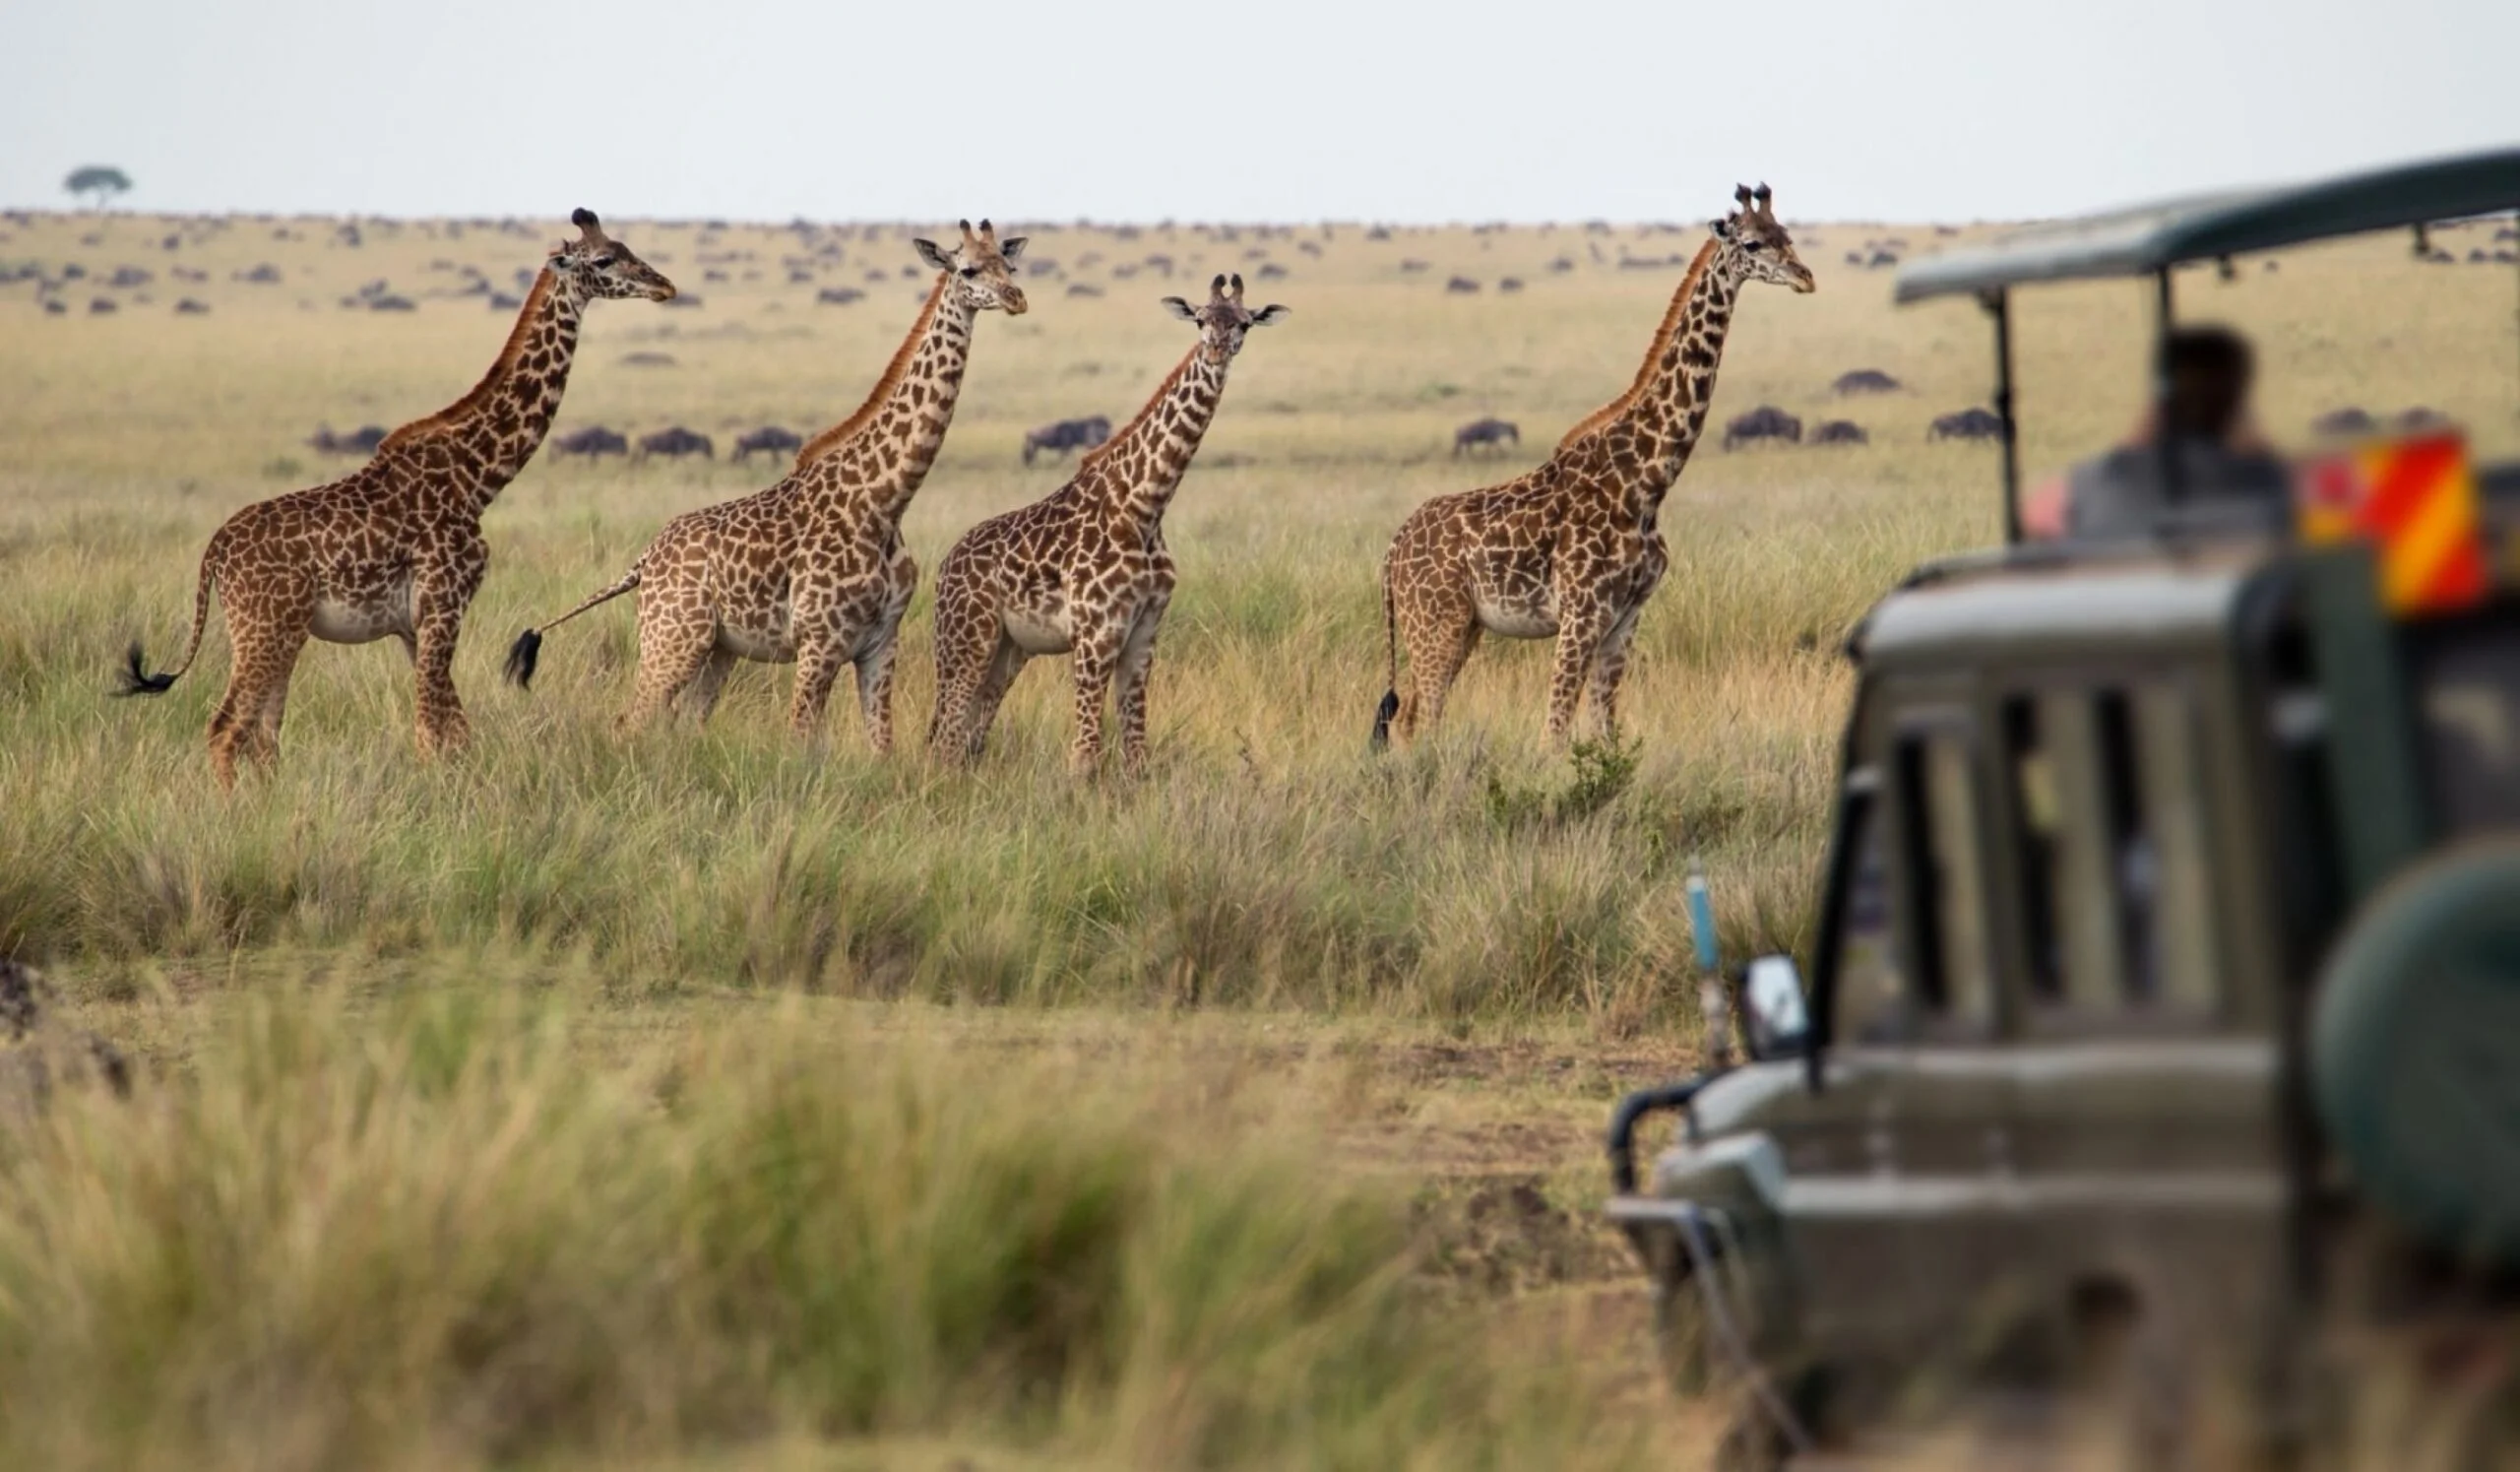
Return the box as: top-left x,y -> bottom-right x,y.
2,203 -> 2516,1469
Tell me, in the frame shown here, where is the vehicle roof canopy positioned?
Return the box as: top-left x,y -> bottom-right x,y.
1896,147 -> 2520,303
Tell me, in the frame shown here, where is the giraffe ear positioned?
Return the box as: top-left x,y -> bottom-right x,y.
912,237 -> 955,272
1710,218 -> 1733,241
999,235 -> 1029,263
1160,295 -> 1198,321
1250,304 -> 1290,326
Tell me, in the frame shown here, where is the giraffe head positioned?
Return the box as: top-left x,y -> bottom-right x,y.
913,219 -> 1030,315
548,208 -> 678,301
1160,274 -> 1289,362
1709,183 -> 1814,294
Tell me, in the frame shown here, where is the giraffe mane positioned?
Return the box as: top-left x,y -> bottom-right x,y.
1553,234 -> 1721,453
1074,341 -> 1199,478
379,268 -> 559,450
793,274 -> 949,470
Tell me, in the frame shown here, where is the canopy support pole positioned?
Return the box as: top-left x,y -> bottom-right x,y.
1984,288 -> 2022,544
2154,268 -> 2183,505
2511,212 -> 2519,422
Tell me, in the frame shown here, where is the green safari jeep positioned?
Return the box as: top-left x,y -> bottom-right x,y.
1606,147 -> 2520,1466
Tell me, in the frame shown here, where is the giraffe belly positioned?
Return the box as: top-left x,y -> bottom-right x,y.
310,586 -> 410,645
1474,596 -> 1557,640
717,623 -> 795,664
1003,606 -> 1074,656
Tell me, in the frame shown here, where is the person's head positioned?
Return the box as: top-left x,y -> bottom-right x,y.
2162,326 -> 2254,439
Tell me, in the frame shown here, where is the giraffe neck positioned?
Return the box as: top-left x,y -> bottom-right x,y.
1561,238 -> 1739,516
799,276 -> 977,523
380,268 -> 586,516
1082,344 -> 1232,527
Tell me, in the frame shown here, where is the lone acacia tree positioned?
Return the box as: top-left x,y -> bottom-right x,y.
64,166 -> 133,210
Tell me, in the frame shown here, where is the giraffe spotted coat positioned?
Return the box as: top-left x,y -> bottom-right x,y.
1373,184 -> 1815,748
119,210 -> 675,786
506,221 -> 1028,749
928,274 -> 1287,776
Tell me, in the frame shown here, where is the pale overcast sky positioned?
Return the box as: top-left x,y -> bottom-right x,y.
5,0 -> 2513,224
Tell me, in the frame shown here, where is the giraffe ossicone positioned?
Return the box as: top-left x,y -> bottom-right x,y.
506,218 -> 1028,750
117,209 -> 675,787
1372,184 -> 1813,750
927,272 -> 1288,777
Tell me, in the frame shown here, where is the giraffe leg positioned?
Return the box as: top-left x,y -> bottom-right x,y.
957,637 -> 1029,763
852,631 -> 900,755
787,631 -> 847,742
1587,604 -> 1646,741
245,633 -> 307,771
623,611 -> 717,731
681,648 -> 738,723
410,593 -> 474,757
1544,601 -> 1615,744
208,618 -> 302,788
1113,600 -> 1167,779
1066,623 -> 1127,779
1395,597 -> 1480,746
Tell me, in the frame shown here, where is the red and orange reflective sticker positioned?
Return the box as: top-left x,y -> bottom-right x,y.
2296,432 -> 2490,615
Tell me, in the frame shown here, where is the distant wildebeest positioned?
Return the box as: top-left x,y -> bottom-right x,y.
1399,258 -> 1429,274
1928,407 -> 2005,442
619,351 -> 676,368
817,286 -> 866,306
89,297 -> 117,315
2396,407 -> 2449,432
1498,277 -> 1524,292
1066,283 -> 1103,298
306,423 -> 389,456
174,298 -> 211,315
552,425 -> 630,459
1867,249 -> 1900,269
1810,419 -> 1868,446
1021,415 -> 1113,467
1453,417 -> 1520,457
730,425 -> 804,463
1445,276 -> 1480,293
1724,406 -> 1803,450
1832,368 -> 1902,395
635,426 -> 715,461
2311,407 -> 2376,437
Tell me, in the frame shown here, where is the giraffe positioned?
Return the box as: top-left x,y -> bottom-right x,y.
118,210 -> 675,787
927,274 -> 1287,776
1371,184 -> 1813,748
504,221 -> 1028,749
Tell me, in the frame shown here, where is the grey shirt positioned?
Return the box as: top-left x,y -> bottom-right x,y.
2064,440 -> 2295,540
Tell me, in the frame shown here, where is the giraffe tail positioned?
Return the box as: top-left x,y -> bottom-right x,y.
505,567 -> 642,691
1369,569 -> 1400,752
116,550 -> 215,697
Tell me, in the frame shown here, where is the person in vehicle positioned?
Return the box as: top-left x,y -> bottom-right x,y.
2022,326 -> 2293,539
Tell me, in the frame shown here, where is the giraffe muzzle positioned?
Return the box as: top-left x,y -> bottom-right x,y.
999,288 -> 1030,316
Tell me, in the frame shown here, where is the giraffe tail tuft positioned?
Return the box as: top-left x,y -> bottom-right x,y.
115,643 -> 178,697
504,629 -> 545,690
1370,689 -> 1399,752
115,640 -> 178,700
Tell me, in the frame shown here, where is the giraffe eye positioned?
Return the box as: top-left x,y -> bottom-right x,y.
593,253 -> 619,268
959,266 -> 979,279
1743,241 -> 1765,254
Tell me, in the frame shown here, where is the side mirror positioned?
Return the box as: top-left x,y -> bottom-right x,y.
1738,954 -> 1811,1061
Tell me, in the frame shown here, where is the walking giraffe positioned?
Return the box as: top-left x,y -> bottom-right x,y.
118,210 -> 675,786
1371,184 -> 1814,748
504,221 -> 1028,747
927,274 -> 1287,776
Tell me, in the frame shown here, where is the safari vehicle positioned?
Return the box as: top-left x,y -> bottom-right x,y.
1604,147 -> 2520,1466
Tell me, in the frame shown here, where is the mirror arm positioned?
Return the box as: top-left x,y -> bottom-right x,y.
1606,1074 -> 1721,1194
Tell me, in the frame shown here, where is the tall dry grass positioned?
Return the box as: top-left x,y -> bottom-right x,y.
0,975 -> 1670,1471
